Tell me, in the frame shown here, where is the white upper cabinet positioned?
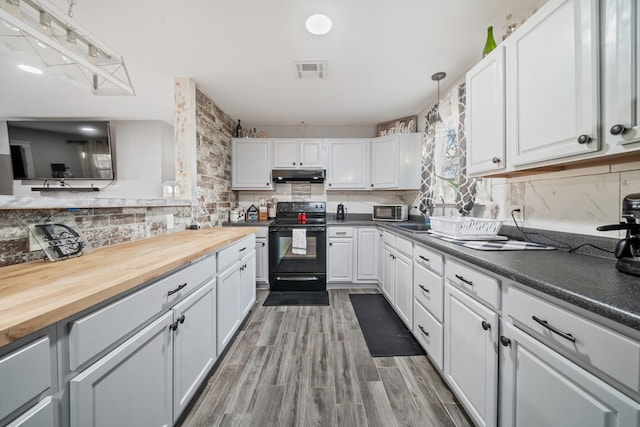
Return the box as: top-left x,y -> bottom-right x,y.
506,0 -> 600,167
370,133 -> 422,190
326,139 -> 370,190
602,0 -> 640,150
272,139 -> 324,169
466,46 -> 506,175
232,139 -> 272,190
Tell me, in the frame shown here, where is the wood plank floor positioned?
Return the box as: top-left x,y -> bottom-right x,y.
180,288 -> 473,427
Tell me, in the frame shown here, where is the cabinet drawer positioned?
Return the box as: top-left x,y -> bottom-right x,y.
446,258 -> 500,310
218,235 -> 256,272
382,230 -> 395,247
0,337 -> 51,422
328,227 -> 353,238
395,236 -> 412,256
68,254 -> 215,371
504,285 -> 640,394
413,300 -> 443,371
414,262 -> 444,322
254,227 -> 268,239
414,244 -> 444,275
6,396 -> 54,427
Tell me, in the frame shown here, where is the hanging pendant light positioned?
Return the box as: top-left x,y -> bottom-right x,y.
431,71 -> 446,127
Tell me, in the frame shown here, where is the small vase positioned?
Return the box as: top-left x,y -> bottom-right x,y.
482,26 -> 497,58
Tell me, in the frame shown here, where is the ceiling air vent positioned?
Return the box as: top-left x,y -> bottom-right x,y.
293,61 -> 327,80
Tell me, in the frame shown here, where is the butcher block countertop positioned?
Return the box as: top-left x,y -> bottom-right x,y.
0,226 -> 257,347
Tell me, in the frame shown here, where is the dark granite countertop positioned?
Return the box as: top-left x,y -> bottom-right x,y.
223,216 -> 640,332
377,223 -> 640,333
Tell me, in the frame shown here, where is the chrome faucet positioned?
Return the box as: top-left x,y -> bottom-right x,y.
437,194 -> 446,216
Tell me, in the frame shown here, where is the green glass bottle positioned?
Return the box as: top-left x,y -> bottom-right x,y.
482,26 -> 497,58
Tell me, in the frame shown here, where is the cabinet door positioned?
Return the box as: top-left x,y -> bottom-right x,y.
299,140 -> 324,168
172,281 -> 216,421
272,140 -> 298,168
466,46 -> 506,175
232,139 -> 272,189
506,0 -> 599,167
500,321 -> 640,427
444,284 -> 498,427
326,139 -> 369,189
240,250 -> 256,317
356,227 -> 378,282
70,312 -> 173,427
0,336 -> 51,423
602,0 -> 640,148
377,230 -> 384,290
381,244 -> 395,304
255,239 -> 268,284
216,262 -> 242,353
394,251 -> 413,328
371,135 -> 398,189
327,238 -> 353,282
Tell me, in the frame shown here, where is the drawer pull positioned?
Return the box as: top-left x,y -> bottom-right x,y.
418,325 -> 429,337
169,321 -> 179,331
500,336 -> 511,347
262,242 -> 266,247
178,315 -> 185,324
336,232 -> 347,235
481,320 -> 491,331
455,274 -> 473,286
418,255 -> 430,262
168,283 -> 187,296
418,284 -> 430,293
532,316 -> 576,343
239,247 -> 247,252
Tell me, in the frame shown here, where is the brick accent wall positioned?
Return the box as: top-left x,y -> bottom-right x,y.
0,206 -> 191,267
193,88 -> 237,226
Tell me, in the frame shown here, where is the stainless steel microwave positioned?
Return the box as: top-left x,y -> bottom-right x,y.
372,204 -> 408,221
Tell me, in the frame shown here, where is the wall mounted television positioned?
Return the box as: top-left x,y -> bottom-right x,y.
7,120 -> 114,180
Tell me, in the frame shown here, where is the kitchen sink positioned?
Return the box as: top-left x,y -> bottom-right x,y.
391,222 -> 431,233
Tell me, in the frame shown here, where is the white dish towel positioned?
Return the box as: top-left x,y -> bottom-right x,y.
292,228 -> 307,255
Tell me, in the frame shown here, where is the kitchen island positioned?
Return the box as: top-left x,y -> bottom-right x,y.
0,226 -> 257,427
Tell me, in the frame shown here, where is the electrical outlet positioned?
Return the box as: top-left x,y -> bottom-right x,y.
166,214 -> 174,230
510,205 -> 525,223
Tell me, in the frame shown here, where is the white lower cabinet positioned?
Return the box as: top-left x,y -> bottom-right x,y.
241,250 -> 256,318
327,228 -> 354,283
217,262 -> 242,352
255,232 -> 268,285
444,284 -> 498,427
500,321 -> 640,427
172,281 -> 216,421
70,311 -> 174,427
382,243 -> 395,303
217,241 -> 256,352
393,251 -> 412,328
356,227 -> 378,282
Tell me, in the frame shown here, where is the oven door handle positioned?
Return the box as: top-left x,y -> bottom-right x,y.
275,276 -> 320,282
270,227 -> 325,232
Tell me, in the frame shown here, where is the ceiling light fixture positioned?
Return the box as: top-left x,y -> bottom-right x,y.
18,63 -> 42,74
305,14 -> 332,35
0,0 -> 134,95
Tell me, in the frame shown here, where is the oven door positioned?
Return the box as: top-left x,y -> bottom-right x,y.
269,225 -> 326,291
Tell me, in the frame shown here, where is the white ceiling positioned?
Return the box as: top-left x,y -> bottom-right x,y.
0,0 -> 541,127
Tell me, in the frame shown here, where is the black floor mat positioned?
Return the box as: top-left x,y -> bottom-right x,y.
349,293 -> 426,357
263,291 -> 330,306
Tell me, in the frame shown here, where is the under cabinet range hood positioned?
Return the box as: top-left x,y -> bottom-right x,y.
272,169 -> 326,183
